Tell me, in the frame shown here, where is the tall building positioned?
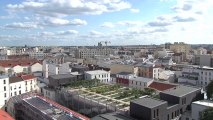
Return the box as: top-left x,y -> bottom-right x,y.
193,54 -> 213,67
170,42 -> 191,60
75,48 -> 113,59
0,74 -> 37,108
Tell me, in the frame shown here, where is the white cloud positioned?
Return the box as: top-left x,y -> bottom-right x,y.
130,8 -> 140,13
90,30 -> 103,35
117,20 -> 144,26
6,0 -> 132,17
44,18 -> 87,26
57,30 -> 79,35
100,22 -> 114,28
4,22 -> 38,29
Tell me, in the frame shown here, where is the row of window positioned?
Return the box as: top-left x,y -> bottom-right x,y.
4,90 -> 22,98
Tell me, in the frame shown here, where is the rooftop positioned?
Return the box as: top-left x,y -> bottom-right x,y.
193,100 -> 213,107
85,70 -> 109,75
23,96 -> 89,120
0,110 -> 14,120
21,74 -> 35,80
130,77 -> 153,82
0,59 -> 41,67
161,85 -> 200,97
92,113 -> 135,120
49,74 -> 76,80
131,97 -> 167,108
148,81 -> 177,91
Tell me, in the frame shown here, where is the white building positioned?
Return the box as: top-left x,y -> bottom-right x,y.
182,100 -> 213,120
194,47 -> 207,55
0,75 -> 9,108
85,70 -> 110,83
157,49 -> 174,58
0,60 -> 42,75
43,60 -> 71,78
31,62 -> 42,73
0,74 -> 38,108
129,77 -> 153,89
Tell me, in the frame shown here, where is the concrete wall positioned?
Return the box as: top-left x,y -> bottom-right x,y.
110,64 -> 136,74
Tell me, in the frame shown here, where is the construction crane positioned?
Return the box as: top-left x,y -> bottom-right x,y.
100,41 -> 111,56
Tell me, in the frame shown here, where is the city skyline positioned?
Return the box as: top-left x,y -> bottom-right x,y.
0,0 -> 213,46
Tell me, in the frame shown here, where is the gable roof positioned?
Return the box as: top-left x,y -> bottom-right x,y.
0,110 -> 14,120
21,74 -> 35,80
0,59 -> 42,68
148,81 -> 177,91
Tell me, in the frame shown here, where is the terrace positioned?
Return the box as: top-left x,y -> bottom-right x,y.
63,80 -> 157,113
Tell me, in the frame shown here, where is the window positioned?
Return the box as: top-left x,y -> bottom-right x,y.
4,93 -> 6,98
25,81 -> 27,85
11,93 -> 12,96
157,109 -> 159,116
167,114 -> 169,120
154,110 -> 156,118
19,90 -> 21,94
14,92 -> 17,96
3,80 -> 6,84
5,100 -> 7,104
4,86 -> 6,91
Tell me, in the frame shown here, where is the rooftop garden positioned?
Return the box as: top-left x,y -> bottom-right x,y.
65,79 -> 157,110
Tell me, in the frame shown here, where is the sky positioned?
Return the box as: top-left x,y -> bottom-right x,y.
0,0 -> 213,46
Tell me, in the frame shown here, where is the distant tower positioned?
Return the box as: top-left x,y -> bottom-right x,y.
98,42 -> 102,48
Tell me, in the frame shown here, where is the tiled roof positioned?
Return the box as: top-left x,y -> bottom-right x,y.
0,59 -> 42,67
0,110 -> 14,120
148,81 -> 177,91
21,74 -> 35,80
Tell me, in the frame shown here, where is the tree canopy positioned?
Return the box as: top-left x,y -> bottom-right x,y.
200,107 -> 213,120
206,81 -> 213,100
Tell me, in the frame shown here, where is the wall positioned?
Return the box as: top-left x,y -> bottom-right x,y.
31,63 -> 42,72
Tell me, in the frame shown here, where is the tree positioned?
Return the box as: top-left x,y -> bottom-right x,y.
206,81 -> 213,100
200,107 -> 213,120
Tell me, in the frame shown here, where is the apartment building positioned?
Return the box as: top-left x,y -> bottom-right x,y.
130,85 -> 203,120
193,54 -> 213,67
43,60 -> 71,78
137,64 -> 154,78
178,66 -> 213,87
170,42 -> 191,61
170,42 -> 191,54
85,70 -> 110,83
0,74 -> 37,108
75,48 -> 113,59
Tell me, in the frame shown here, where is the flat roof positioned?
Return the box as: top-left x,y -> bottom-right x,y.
23,96 -> 89,120
131,97 -> 167,108
85,70 -> 109,75
92,113 -> 135,120
49,74 -> 76,80
193,100 -> 213,107
130,77 -> 153,82
0,75 -> 8,79
161,85 -> 200,97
